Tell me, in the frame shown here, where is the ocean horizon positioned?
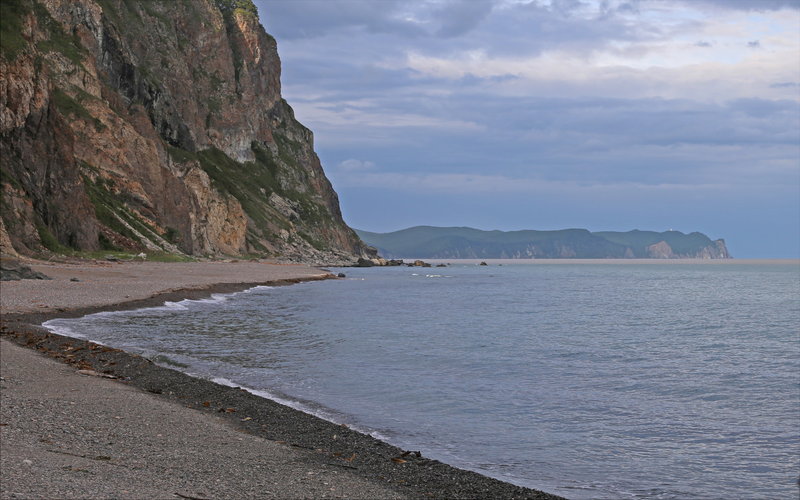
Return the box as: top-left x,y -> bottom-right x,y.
44,260 -> 800,499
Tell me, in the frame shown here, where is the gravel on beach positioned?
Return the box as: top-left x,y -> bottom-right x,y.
1,260 -> 565,499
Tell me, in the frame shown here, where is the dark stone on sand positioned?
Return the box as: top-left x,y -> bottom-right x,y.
337,273 -> 346,278
479,261 -> 488,266
0,260 -> 51,281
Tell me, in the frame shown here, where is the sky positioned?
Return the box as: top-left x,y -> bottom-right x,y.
253,0 -> 800,258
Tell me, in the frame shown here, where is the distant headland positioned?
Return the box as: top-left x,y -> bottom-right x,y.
356,226 -> 730,260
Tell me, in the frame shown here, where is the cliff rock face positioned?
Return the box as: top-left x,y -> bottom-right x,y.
0,0 -> 374,263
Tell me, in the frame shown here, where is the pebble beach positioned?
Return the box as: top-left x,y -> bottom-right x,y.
0,259 -> 563,499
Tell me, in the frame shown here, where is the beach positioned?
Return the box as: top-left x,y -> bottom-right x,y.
0,260 -> 562,499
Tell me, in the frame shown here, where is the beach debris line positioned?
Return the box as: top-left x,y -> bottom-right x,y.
392,450 -> 424,464
77,369 -> 117,379
174,493 -> 211,500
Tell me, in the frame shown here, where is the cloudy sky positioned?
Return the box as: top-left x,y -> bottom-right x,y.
253,0 -> 800,258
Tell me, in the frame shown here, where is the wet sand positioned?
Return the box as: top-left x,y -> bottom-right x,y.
0,260 -> 564,499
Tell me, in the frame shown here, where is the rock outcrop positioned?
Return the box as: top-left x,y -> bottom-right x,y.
0,0 -> 374,264
0,259 -> 51,281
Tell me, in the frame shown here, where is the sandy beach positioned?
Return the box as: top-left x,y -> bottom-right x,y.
0,260 -> 562,499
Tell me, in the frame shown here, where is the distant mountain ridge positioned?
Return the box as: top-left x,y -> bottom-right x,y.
355,226 -> 731,259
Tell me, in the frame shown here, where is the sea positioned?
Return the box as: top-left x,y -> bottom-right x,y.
43,260 -> 800,499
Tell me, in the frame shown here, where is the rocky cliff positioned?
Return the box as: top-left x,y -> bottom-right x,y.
0,0 -> 374,264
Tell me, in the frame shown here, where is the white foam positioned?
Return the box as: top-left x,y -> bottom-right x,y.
41,320 -> 109,345
41,321 -> 84,339
41,283 -> 278,346
161,301 -> 190,310
206,377 -> 390,442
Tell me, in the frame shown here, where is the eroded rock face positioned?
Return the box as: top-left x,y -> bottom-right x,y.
646,240 -> 731,259
646,241 -> 675,259
0,0 -> 374,264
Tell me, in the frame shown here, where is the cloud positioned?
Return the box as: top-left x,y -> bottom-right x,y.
690,0 -> 800,11
337,159 -> 377,171
403,47 -> 799,102
770,81 -> 800,88
254,0 -> 421,39
328,170 -> 746,196
288,99 -> 485,132
256,0 -> 496,40
314,94 -> 800,193
434,0 -> 495,37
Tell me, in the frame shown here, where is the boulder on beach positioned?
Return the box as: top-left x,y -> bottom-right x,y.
0,260 -> 51,281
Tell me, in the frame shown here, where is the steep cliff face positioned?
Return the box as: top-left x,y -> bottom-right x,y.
0,0 -> 374,263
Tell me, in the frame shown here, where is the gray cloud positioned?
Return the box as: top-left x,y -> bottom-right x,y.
258,0 -> 663,58
254,0 -> 423,39
770,81 -> 800,88
434,0 -> 495,37
691,0 -> 800,10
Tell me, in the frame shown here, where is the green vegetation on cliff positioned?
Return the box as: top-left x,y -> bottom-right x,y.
0,0 -> 30,61
0,0 -> 370,263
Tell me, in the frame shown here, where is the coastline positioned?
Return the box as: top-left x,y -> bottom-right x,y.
403,258 -> 800,266
1,260 -> 564,499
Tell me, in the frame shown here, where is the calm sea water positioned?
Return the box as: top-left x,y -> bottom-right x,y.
45,261 -> 800,499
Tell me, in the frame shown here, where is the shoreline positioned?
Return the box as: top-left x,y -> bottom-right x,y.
1,260 -> 564,499
400,258 -> 799,265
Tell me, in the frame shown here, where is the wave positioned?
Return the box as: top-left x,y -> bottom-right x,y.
42,284 -> 274,332
207,375 -> 391,442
